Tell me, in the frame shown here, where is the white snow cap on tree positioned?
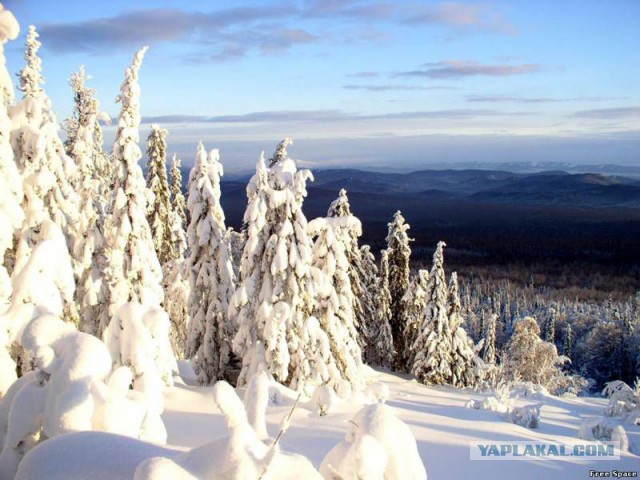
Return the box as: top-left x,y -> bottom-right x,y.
0,3 -> 19,105
186,142 -> 236,384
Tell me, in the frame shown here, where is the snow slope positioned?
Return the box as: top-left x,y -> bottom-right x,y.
163,368 -> 639,480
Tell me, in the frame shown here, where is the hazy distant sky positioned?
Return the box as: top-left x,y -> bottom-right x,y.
4,0 -> 639,172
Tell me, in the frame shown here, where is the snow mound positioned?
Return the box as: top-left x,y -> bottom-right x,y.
135,381 -> 321,479
320,402 -> 426,480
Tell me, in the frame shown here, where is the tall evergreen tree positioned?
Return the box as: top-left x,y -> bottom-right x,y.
356,244 -> 379,359
309,210 -> 364,392
232,139 -> 334,392
385,210 -> 412,364
411,242 -> 453,385
64,66 -> 110,185
563,323 -> 573,359
65,68 -> 108,335
481,313 -> 497,365
169,153 -> 187,236
163,153 -> 189,358
11,26 -> 81,325
401,269 -> 429,368
0,10 -> 22,309
100,47 -> 164,334
327,189 -> 367,346
146,125 -> 173,265
365,249 -> 395,367
0,6 -> 22,396
186,143 -> 236,384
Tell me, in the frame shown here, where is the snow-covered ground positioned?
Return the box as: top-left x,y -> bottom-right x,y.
164,367 -> 639,480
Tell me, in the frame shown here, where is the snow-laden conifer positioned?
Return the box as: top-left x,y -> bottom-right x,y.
10,26 -> 81,325
0,6 -> 21,310
146,125 -> 173,265
365,250 -> 395,367
448,271 -> 480,387
232,139 -> 330,392
169,153 -> 187,242
327,189 -> 368,346
62,67 -> 111,335
411,241 -> 453,385
100,48 -> 175,389
309,210 -> 364,392
356,244 -> 379,359
163,153 -> 189,358
64,66 -> 110,185
401,269 -> 429,367
385,210 -> 412,364
186,143 -> 236,383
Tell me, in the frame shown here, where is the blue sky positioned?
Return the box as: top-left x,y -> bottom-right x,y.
3,0 -> 639,171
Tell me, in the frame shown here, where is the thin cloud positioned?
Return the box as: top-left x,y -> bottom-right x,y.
572,107 -> 640,119
467,95 -> 619,104
347,71 -> 381,78
344,84 -> 457,92
143,108 -> 534,125
302,0 -> 394,20
398,60 -> 542,79
403,2 -> 515,34
38,5 -> 312,59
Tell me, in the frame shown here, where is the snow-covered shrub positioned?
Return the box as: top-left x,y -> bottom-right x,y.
578,418 -> 629,453
508,381 -> 548,400
546,373 -> 592,397
466,382 -> 512,413
603,380 -> 639,418
364,381 -> 390,404
103,302 -> 177,402
310,384 -> 337,416
509,404 -> 541,429
320,403 -> 426,480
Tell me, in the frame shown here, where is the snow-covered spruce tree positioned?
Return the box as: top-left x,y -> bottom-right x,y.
0,6 -> 22,397
169,153 -> 187,236
163,153 -> 189,358
401,269 -> 429,368
10,26 -> 81,325
563,323 -> 573,358
411,241 -> 453,385
63,67 -> 110,335
100,47 -> 175,389
63,66 -> 110,186
232,139 -> 336,392
482,313 -> 497,365
545,307 -> 557,344
186,143 -> 236,384
0,5 -> 22,312
146,124 -> 173,265
504,316 -> 565,386
356,244 -> 379,360
385,210 -> 412,365
365,249 -> 395,367
447,271 -> 481,387
309,211 -> 364,392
